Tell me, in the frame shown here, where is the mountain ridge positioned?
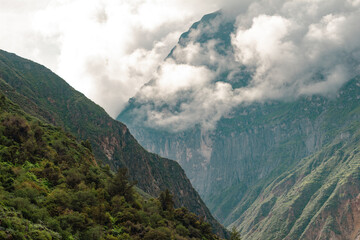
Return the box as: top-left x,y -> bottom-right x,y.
0,92 -> 225,240
117,10 -> 360,239
0,49 -> 228,238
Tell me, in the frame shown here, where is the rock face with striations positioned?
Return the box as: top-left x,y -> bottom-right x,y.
0,49 -> 228,238
118,11 -> 360,239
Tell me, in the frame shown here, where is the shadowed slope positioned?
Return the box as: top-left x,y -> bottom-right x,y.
0,49 -> 228,238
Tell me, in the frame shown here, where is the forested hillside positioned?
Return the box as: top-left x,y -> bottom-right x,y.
0,93 -> 224,240
0,49 -> 228,237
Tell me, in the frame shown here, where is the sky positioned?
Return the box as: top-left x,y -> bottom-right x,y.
1,0 -> 360,131
0,0 -> 231,116
124,0 -> 360,131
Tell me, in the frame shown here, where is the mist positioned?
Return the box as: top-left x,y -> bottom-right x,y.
1,0 -> 360,130
127,0 -> 360,131
0,0 -> 227,116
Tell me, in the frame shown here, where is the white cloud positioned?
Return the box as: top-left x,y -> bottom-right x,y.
1,0 -> 360,129
230,2 -> 360,102
0,0 -> 225,117
232,15 -> 293,66
126,0 -> 360,131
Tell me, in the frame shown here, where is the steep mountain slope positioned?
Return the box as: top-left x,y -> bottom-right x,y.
233,125 -> 360,240
118,11 -> 360,239
0,93 -> 224,240
0,49 -> 228,238
118,11 -> 237,196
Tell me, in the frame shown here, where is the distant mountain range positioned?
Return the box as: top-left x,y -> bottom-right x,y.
118,11 -> 360,239
0,49 -> 228,238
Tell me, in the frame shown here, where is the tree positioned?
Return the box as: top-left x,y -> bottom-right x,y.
2,115 -> 30,143
81,139 -> 93,152
230,226 -> 241,240
144,227 -> 171,240
108,168 -> 136,202
159,189 -> 174,212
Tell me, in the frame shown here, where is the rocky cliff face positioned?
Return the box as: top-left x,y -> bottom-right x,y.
118,10 -> 360,239
120,80 -> 360,218
231,120 -> 360,239
0,49 -> 228,238
127,96 -> 329,198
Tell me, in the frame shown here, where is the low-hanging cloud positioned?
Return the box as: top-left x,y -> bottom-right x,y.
129,0 -> 360,132
0,0 -> 231,117
1,0 -> 360,129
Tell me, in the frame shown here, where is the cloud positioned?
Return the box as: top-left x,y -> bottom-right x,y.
0,0 -> 226,117
127,0 -> 360,131
0,0 -> 61,69
230,1 -> 360,101
1,0 -> 360,129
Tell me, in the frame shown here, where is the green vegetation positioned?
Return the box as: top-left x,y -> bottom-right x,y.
122,31 -> 360,238
0,94 -> 222,240
229,123 -> 360,239
229,227 -> 241,240
0,49 -> 228,238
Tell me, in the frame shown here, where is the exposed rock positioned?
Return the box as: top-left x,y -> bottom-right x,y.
0,49 -> 228,238
117,10 -> 360,239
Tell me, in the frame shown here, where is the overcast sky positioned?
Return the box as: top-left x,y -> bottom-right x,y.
0,0 -> 233,116
126,0 -> 360,131
1,0 -> 360,131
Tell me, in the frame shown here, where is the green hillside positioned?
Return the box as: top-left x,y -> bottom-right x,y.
0,93 -> 224,240
0,49 -> 228,238
228,114 -> 360,239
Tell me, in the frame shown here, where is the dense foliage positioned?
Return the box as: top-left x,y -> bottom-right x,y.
0,94 -> 222,240
0,49 -> 228,238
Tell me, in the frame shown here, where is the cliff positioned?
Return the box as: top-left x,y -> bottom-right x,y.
0,49 -> 228,238
118,10 -> 360,239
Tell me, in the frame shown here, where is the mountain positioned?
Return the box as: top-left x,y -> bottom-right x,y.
0,93 -> 224,240
118,11 -> 236,196
118,11 -> 360,239
0,49 -> 228,238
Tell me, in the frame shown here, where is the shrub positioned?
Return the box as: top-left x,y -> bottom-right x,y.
65,169 -> 84,188
29,230 -> 52,240
176,224 -> 189,237
144,227 -> 172,240
159,189 -> 174,212
108,168 -> 135,202
81,225 -> 104,240
2,115 -> 30,143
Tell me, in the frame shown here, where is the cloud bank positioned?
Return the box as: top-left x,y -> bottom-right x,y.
129,0 -> 360,131
0,0 -> 227,117
1,0 -> 360,130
